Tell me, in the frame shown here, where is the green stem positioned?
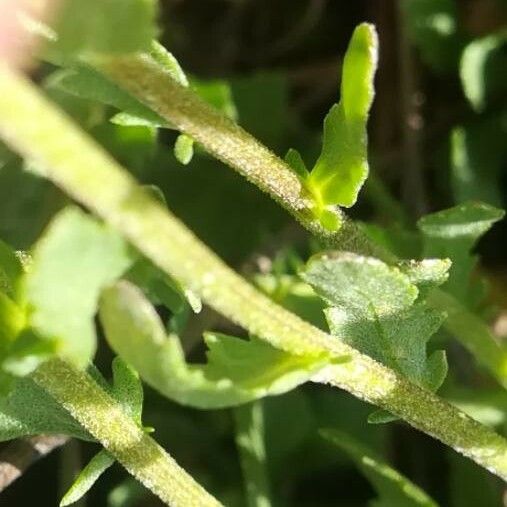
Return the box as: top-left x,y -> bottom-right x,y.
95,53 -> 507,388
94,54 -> 387,261
234,402 -> 272,507
33,359 -> 221,507
0,63 -> 507,481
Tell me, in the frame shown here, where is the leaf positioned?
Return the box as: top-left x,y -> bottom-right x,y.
307,23 -> 378,209
49,0 -> 158,57
284,148 -> 309,180
190,77 -> 238,121
22,207 -> 133,368
149,41 -> 189,87
108,478 -> 147,507
60,449 -> 115,506
110,357 -> 144,427
46,66 -> 167,128
0,376 -> 89,442
321,429 -> 439,506
417,201 -> 504,302
99,281 -> 330,409
174,134 -> 195,165
0,240 -> 22,297
302,253 -> 448,391
451,118 -> 507,207
460,29 -> 507,112
404,0 -> 463,73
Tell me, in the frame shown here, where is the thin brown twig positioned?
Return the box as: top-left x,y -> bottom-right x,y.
0,435 -> 69,492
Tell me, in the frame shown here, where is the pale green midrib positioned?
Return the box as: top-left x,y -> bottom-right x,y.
32,359 -> 222,507
1,63 -> 507,481
94,53 -> 507,386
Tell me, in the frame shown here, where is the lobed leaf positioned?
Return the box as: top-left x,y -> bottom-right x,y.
418,201 -> 504,302
302,253 -> 448,392
307,23 -> 378,211
99,281 -> 330,409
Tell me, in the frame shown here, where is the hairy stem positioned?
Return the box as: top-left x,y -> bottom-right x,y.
234,402 -> 272,507
32,359 -> 221,507
0,62 -> 506,481
94,52 -> 507,387
94,54 -> 386,261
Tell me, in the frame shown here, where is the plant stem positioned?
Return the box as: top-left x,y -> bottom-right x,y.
0,62 -> 507,481
94,52 -> 507,388
234,402 -> 272,507
32,359 -> 222,507
94,54 -> 387,261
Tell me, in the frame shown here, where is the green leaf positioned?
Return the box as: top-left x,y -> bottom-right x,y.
404,0 -> 463,73
451,119 -> 507,207
284,149 -> 309,180
321,429 -> 439,506
460,29 -> 507,112
0,240 -> 22,297
46,66 -> 167,128
307,23 -> 378,209
110,357 -> 144,427
50,0 -> 158,57
302,253 -> 448,391
149,41 -> 189,87
108,478 -> 147,507
190,78 -> 238,120
22,207 -> 132,368
99,281 -> 330,409
418,201 -> 504,302
174,134 -> 195,165
0,376 -> 89,441
60,449 -> 115,506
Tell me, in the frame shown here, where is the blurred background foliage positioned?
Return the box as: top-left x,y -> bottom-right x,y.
1,0 -> 507,505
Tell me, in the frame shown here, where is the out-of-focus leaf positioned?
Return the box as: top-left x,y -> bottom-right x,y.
418,201 -> 504,302
108,478 -> 147,507
230,72 -> 289,148
49,0 -> 158,57
255,274 -> 327,329
0,240 -> 22,298
448,452 -> 502,507
451,118 -> 507,207
190,78 -> 238,121
307,23 -> 377,214
22,207 -> 132,368
46,66 -> 167,128
321,429 -> 439,506
302,253 -> 448,392
99,281 -> 331,409
404,0 -> 463,73
460,29 -> 507,112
